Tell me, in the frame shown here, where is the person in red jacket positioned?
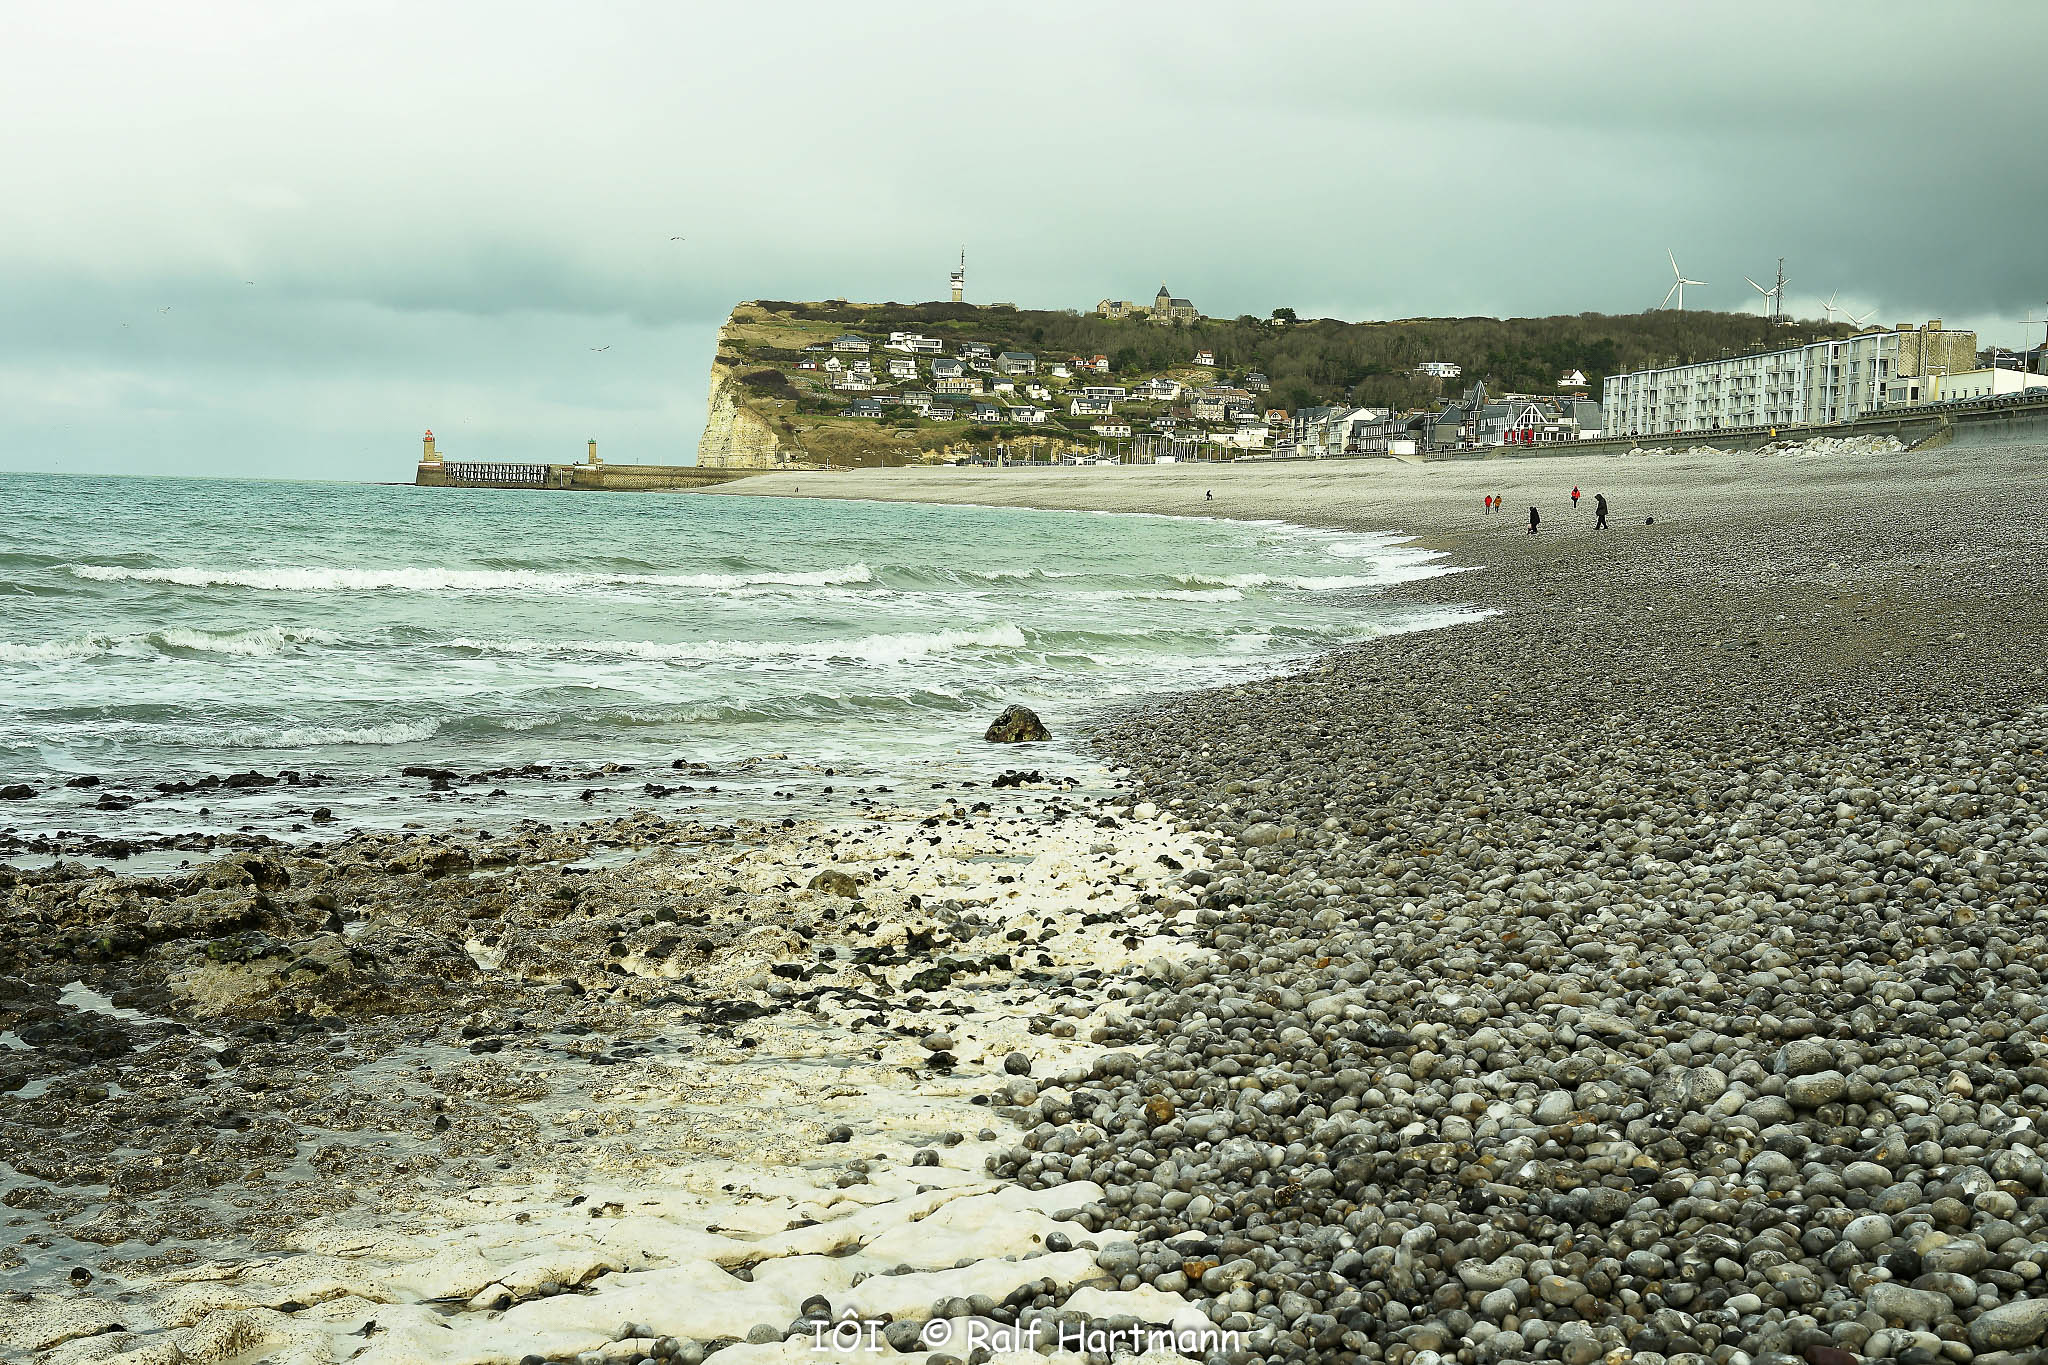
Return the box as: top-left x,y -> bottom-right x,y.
1571,485 -> 1581,510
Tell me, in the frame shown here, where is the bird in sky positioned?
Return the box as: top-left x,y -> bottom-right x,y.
590,345 -> 610,352
158,306 -> 171,313
244,280 -> 255,285
670,236 -> 685,241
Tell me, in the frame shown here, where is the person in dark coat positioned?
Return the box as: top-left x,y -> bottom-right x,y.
1595,493 -> 1609,530
1528,505 -> 1540,534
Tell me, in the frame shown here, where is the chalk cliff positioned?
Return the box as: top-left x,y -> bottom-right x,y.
695,310 -> 802,469
692,299 -> 1078,470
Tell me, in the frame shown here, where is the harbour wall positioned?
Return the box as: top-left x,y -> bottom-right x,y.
414,462 -> 760,492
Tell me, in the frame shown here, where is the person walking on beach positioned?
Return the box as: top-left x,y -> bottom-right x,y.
1594,493 -> 1609,530
1528,505 -> 1540,534
1484,494 -> 1493,515
1205,489 -> 1212,502
1571,485 -> 1581,510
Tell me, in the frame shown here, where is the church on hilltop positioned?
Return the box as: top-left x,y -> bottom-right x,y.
1095,284 -> 1201,324
1151,284 -> 1199,324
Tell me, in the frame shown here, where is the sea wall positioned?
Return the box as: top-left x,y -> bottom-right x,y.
568,462 -> 757,491
414,462 -> 756,491
1498,392 -> 2048,460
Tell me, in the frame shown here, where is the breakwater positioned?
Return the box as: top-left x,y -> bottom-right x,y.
414,460 -> 757,492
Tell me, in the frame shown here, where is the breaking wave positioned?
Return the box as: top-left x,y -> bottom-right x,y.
1175,571 -> 1390,591
217,719 -> 441,747
0,626 -> 342,663
66,563 -> 875,593
1073,588 -> 1246,603
447,624 -> 1030,666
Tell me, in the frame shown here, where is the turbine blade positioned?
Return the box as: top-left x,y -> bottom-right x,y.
1746,277 -> 1764,292
1661,281 -> 1679,308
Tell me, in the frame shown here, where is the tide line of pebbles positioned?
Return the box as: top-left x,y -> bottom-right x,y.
978,456 -> 2048,1365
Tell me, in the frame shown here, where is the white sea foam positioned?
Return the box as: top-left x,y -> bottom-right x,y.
1176,571 -> 1390,591
0,635 -> 130,663
1175,558 -> 1459,591
67,563 -> 875,593
448,624 -> 1030,666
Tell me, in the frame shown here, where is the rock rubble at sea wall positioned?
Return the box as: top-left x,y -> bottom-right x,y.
1623,434 -> 1907,459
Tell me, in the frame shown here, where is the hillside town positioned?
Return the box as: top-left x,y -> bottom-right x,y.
773,296 -> 1631,463
720,277 -> 2044,467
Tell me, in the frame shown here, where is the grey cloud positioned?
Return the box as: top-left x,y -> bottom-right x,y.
1,0 -> 2040,479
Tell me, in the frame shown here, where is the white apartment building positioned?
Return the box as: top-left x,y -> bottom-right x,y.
1602,322 -> 1976,437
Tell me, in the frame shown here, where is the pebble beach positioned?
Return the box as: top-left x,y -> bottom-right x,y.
8,432 -> 2048,1365
718,435 -> 2048,1363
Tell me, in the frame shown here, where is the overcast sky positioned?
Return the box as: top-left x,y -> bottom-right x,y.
2,1 -> 2041,481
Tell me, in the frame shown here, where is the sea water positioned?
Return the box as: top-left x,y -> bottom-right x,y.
0,473 -> 1470,845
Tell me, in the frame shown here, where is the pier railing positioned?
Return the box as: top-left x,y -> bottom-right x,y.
440,462 -> 551,486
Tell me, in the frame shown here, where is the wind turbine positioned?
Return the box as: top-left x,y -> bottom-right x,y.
1745,271 -> 1788,320
1843,306 -> 1877,329
1818,291 -> 1842,324
1660,250 -> 1707,310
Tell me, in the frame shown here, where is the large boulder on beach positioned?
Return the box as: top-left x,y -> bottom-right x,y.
984,705 -> 1050,743
807,868 -> 862,898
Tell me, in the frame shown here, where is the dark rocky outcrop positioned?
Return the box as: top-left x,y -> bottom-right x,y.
982,705 -> 1049,744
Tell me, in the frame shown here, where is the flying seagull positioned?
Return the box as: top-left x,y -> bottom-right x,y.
669,236 -> 685,241
244,280 -> 256,285
158,306 -> 171,313
590,345 -> 610,352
